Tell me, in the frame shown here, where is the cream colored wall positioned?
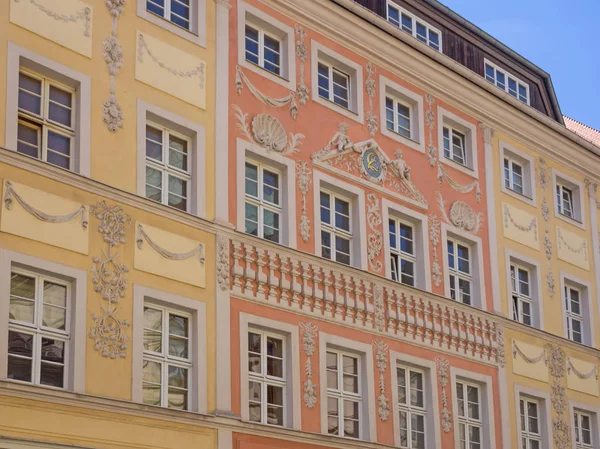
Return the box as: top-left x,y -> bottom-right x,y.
0,0 -> 217,220
493,131 -> 599,346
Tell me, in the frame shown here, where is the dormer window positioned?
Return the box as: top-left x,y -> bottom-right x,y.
386,1 -> 441,51
484,60 -> 529,105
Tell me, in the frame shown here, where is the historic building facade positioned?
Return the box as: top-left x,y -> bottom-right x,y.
1,1 -> 600,449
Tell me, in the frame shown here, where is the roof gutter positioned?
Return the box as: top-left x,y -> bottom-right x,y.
329,0 -> 599,158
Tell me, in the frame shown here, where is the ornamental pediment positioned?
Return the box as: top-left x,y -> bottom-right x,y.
311,124 -> 428,209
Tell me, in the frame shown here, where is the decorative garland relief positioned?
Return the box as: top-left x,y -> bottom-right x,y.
373,339 -> 390,422
300,321 -> 318,408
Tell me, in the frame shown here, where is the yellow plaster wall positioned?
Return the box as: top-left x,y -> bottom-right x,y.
0,163 -> 217,412
493,132 -> 600,345
1,180 -> 89,254
0,0 -> 217,220
511,339 -> 548,382
0,396 -> 217,449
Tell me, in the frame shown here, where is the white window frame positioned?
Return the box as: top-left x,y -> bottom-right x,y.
569,402 -> 600,449
446,238 -> 473,306
520,397 -> 542,449
574,410 -> 594,449
560,273 -> 593,346
236,138 -> 297,248
552,169 -> 585,229
0,249 -> 87,393
144,121 -> 192,212
319,189 -> 353,266
318,332 -> 376,442
237,1 -> 295,90
244,25 -> 282,76
313,170 -> 367,270
505,250 -> 543,330
132,285 -> 207,414
451,368 -> 496,449
390,352 -> 440,449
499,142 -> 536,206
514,386 -> 552,449
136,100 -> 206,218
484,59 -> 530,105
141,302 -> 193,410
385,0 -> 442,52
379,75 -> 425,152
137,0 -> 206,47
239,313 -> 301,430
317,62 -> 351,111
510,262 -> 533,326
326,348 -> 362,439
438,107 -> 478,177
311,41 -> 364,123
382,199 -> 431,291
442,225 -> 486,310
5,43 -> 91,176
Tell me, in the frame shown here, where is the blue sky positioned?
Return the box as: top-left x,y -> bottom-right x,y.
441,0 -> 600,129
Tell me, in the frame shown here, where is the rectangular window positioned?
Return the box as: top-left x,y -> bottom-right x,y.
574,411 -> 593,448
386,96 -> 412,139
387,2 -> 441,51
245,24 -> 281,76
510,263 -> 532,326
556,184 -> 574,219
327,349 -> 360,439
247,330 -> 285,426
520,398 -> 541,449
443,126 -> 466,166
146,0 -> 190,30
504,158 -> 524,195
145,123 -> 191,212
245,161 -> 281,243
320,191 -> 352,265
317,62 -> 350,109
565,285 -> 583,344
389,218 -> 416,286
456,382 -> 482,449
8,269 -> 69,388
484,61 -> 529,104
142,303 -> 191,410
17,70 -> 74,170
448,239 -> 472,305
397,366 -> 426,449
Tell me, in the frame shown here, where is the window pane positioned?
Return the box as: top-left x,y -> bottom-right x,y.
142,362 -> 161,405
146,126 -> 163,161
169,335 -> 188,358
7,355 -> 33,383
41,337 -> 65,362
146,0 -> 165,17
40,338 -> 65,387
18,73 -> 42,115
48,86 -> 72,127
17,122 -> 40,158
47,131 -> 71,156
168,386 -> 188,410
8,330 -> 33,358
245,26 -> 260,65
168,365 -> 188,388
10,273 -> 36,323
168,135 -> 188,171
42,304 -> 66,330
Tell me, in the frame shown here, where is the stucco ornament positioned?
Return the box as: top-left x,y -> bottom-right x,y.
537,158 -> 555,296
567,357 -> 599,380
503,204 -> 538,240
436,357 -> 452,433
102,94 -> 124,132
105,0 -> 126,17
557,228 -> 588,260
14,0 -> 92,37
373,284 -> 385,332
545,345 -> 570,449
552,420 -> 571,449
236,66 -> 298,118
425,94 -> 437,166
495,325 -> 506,367
367,194 -> 383,273
103,35 -> 123,76
312,123 -> 354,161
547,345 -> 566,378
88,201 -> 131,359
296,162 -> 312,243
295,24 -> 309,105
437,163 -> 481,202
365,62 -> 378,137
233,106 -> 304,154
550,379 -> 568,415
216,236 -> 230,291
300,322 -> 318,408
437,192 -> 483,234
428,214 -> 442,287
373,340 -> 390,422
137,224 -> 204,263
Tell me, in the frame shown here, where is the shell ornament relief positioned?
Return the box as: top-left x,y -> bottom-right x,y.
437,192 -> 483,235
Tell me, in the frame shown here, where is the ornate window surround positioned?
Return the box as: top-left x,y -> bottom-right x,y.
236,137 -> 297,249
437,106 -> 478,178
136,0 -> 207,47
389,351 -> 441,448
318,332 -> 377,442
552,168 -> 586,230
559,272 -> 594,347
238,312 -> 301,430
513,385 -> 552,449
450,367 -> 496,449
379,74 -> 425,153
313,170 -> 367,270
441,223 -> 487,310
5,42 -> 91,177
499,141 -> 537,207
131,284 -> 207,414
568,401 -> 600,449
0,249 -> 87,393
310,40 -> 364,124
136,99 -> 206,218
237,0 -> 296,90
504,249 -> 544,330
381,198 -> 431,291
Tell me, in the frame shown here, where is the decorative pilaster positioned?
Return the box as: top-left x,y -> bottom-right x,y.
102,0 -> 125,132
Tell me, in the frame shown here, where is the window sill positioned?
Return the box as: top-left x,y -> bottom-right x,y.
313,94 -> 364,124
440,156 -> 478,179
239,58 -> 295,91
501,185 -> 536,207
137,7 -> 206,48
380,126 -> 424,153
555,210 -> 586,230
